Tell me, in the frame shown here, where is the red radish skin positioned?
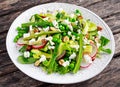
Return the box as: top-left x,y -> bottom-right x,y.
80,63 -> 92,68
90,43 -> 98,60
17,43 -> 24,46
17,38 -> 25,46
32,45 -> 45,49
32,39 -> 47,49
26,45 -> 32,51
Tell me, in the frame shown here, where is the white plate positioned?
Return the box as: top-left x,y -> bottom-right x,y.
6,3 -> 115,84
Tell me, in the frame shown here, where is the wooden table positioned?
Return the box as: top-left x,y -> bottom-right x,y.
0,0 -> 120,87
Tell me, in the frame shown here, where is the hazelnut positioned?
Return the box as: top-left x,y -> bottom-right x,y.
59,59 -> 64,65
63,36 -> 69,42
34,60 -> 40,67
50,27 -> 57,31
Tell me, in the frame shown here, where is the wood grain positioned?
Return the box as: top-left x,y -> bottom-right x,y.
0,0 -> 57,16
0,0 -> 120,87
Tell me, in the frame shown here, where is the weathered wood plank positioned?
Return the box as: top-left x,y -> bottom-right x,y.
103,13 -> 120,34
83,0 -> 120,18
57,0 -> 103,6
0,64 -> 18,77
0,52 -> 12,68
114,33 -> 120,57
0,71 -> 44,87
0,0 -> 57,16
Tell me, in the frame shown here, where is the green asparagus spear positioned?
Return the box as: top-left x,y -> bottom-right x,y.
73,33 -> 83,73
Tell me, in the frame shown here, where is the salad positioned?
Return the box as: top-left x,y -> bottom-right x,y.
14,9 -> 111,74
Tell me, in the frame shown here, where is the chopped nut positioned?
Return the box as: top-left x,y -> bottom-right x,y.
97,26 -> 102,31
85,33 -> 89,39
89,40 -> 94,44
77,16 -> 83,19
63,36 -> 69,42
34,60 -> 40,67
50,27 -> 58,31
59,59 -> 64,65
34,29 -> 39,33
95,37 -> 99,42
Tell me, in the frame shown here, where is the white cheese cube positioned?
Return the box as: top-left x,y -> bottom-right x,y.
52,20 -> 59,28
68,31 -> 72,36
43,27 -> 49,32
84,54 -> 92,63
68,24 -> 73,31
64,20 -> 70,24
70,14 -> 75,18
39,55 -> 46,62
29,25 -> 32,31
70,45 -> 79,51
98,31 -> 102,38
69,52 -> 76,60
48,46 -> 55,49
72,35 -> 76,41
77,29 -> 81,34
23,33 -> 30,38
62,61 -> 70,67
24,51 -> 30,58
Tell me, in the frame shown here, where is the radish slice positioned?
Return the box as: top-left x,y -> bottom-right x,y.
32,39 -> 47,49
32,45 -> 45,49
80,54 -> 92,68
81,63 -> 92,68
90,43 -> 98,60
17,38 -> 25,46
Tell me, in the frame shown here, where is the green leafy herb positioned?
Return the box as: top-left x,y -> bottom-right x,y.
18,56 -> 36,64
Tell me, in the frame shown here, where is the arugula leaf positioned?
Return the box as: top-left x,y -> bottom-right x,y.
100,36 -> 110,47
99,36 -> 111,54
18,56 -> 36,64
99,47 -> 112,54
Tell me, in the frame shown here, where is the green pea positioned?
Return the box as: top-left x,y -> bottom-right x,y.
63,32 -> 66,36
75,9 -> 82,16
16,35 -> 20,39
75,9 -> 80,14
69,63 -> 75,70
16,27 -> 21,31
56,12 -> 61,19
59,25 -> 62,28
52,37 -> 58,42
59,25 -> 65,31
18,33 -> 23,37
71,18 -> 76,22
65,26 -> 69,31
